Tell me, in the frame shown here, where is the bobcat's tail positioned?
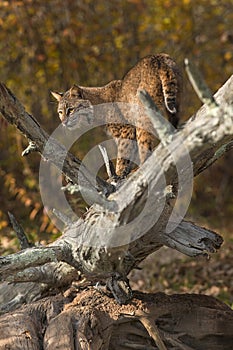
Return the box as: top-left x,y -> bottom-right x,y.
158,54 -> 181,119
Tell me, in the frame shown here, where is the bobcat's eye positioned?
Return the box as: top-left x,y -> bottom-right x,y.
67,107 -> 74,115
58,110 -> 63,117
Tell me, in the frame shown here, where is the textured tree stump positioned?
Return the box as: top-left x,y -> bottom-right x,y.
0,288 -> 233,350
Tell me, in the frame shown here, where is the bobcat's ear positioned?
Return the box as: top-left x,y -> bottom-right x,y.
51,91 -> 63,102
70,84 -> 83,98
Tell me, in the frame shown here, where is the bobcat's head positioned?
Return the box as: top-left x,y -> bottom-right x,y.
51,85 -> 93,129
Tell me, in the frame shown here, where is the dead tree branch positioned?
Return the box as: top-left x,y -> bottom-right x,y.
0,73 -> 232,305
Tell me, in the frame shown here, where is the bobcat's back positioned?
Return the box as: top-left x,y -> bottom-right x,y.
118,53 -> 181,127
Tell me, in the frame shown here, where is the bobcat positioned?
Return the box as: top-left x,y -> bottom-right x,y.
51,53 -> 182,177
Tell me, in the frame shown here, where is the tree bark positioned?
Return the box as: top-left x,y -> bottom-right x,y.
0,288 -> 233,350
0,73 -> 233,349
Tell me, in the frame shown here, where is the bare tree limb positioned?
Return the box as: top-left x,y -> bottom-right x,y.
137,310 -> 168,350
98,144 -> 117,180
0,246 -> 72,279
184,58 -> 218,108
8,212 -> 32,249
163,221 -> 223,257
0,73 -> 232,305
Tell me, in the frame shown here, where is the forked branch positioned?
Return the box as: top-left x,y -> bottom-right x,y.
0,70 -> 232,305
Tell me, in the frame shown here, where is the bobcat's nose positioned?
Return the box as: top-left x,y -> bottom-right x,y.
62,118 -> 68,126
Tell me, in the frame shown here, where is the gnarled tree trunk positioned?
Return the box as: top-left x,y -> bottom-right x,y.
0,70 -> 233,349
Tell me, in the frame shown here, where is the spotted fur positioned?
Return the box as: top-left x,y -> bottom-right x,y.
51,54 -> 182,177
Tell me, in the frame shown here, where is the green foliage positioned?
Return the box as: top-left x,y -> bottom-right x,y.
0,0 -> 232,251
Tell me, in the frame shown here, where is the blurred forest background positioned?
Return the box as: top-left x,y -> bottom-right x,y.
0,0 -> 232,303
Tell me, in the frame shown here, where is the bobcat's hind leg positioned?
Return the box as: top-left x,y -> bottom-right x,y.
115,125 -> 138,177
136,128 -> 157,165
115,138 -> 138,177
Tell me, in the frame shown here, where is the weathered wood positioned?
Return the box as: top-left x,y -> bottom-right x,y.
8,212 -> 32,249
0,76 -> 232,296
0,289 -> 233,350
184,58 -> 219,108
0,71 -> 232,348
